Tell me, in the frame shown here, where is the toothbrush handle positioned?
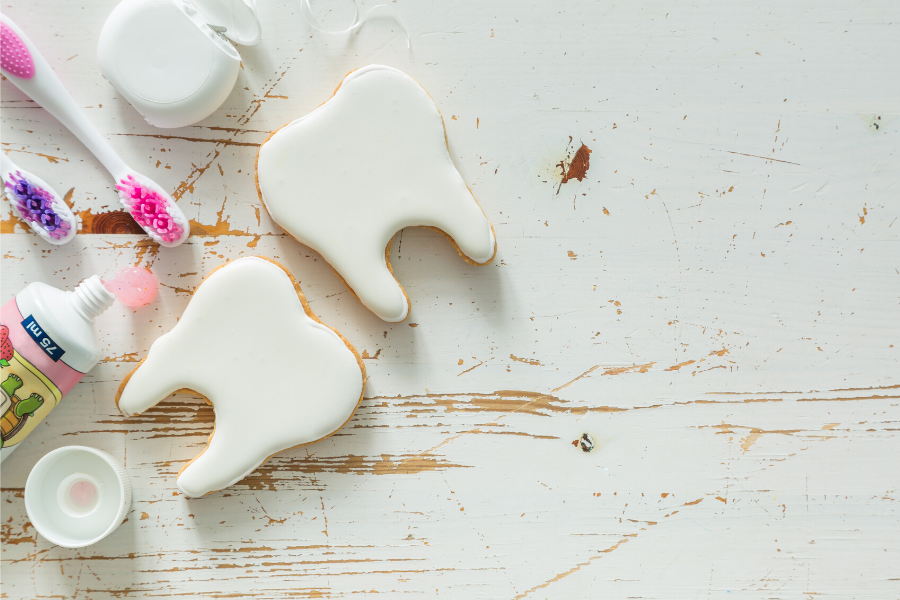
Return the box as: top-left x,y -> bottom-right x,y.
0,15 -> 128,180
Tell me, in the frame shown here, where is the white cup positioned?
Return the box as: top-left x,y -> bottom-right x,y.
25,446 -> 132,548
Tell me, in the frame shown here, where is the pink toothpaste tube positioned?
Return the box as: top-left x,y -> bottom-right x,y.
1,269 -> 157,460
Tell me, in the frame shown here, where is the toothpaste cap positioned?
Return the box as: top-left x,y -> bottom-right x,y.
24,446 -> 132,548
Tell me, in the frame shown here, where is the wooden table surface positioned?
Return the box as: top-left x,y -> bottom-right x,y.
2,1 -> 898,598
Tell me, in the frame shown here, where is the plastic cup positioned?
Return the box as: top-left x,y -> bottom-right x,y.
24,446 -> 132,548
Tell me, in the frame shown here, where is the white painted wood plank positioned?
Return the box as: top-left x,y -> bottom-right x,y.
2,0 -> 898,598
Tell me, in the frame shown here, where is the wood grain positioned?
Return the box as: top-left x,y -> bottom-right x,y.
1,0 -> 898,597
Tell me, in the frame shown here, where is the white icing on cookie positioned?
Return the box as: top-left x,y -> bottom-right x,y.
256,65 -> 496,322
116,257 -> 365,497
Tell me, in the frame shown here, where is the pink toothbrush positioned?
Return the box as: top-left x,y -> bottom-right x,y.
0,16 -> 189,247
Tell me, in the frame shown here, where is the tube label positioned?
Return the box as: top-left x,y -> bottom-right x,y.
21,315 -> 65,361
1,299 -> 84,460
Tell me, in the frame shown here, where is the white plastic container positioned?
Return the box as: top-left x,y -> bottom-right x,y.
25,446 -> 132,548
1,277 -> 115,461
97,0 -> 261,128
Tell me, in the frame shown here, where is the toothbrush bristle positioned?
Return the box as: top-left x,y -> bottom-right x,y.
116,175 -> 185,244
5,171 -> 70,239
0,23 -> 35,79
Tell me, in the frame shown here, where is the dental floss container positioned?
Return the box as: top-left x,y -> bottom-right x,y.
97,0 -> 261,128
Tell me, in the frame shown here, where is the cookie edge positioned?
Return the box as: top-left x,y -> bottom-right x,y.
254,65 -> 498,323
114,255 -> 368,497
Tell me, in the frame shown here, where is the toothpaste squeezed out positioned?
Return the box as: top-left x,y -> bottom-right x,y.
102,267 -> 158,308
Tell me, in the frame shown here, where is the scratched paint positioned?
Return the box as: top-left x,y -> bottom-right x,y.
2,0 -> 899,598
554,137 -> 593,194
561,143 -> 591,184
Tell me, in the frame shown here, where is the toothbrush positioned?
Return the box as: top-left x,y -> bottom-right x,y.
0,16 -> 189,247
1,152 -> 76,245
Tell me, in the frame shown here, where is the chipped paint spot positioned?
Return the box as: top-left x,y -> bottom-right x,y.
113,133 -> 260,148
174,150 -> 220,200
77,208 -> 145,234
665,359 -> 696,371
242,453 -> 469,490
103,352 -> 140,363
740,429 -> 763,452
5,149 -> 68,163
190,198 -> 249,236
0,210 -> 26,233
387,390 -> 626,417
510,533 -> 644,600
554,138 -> 593,194
552,365 -> 600,393
62,187 -> 75,209
457,360 -> 485,376
132,239 -> 161,267
601,362 -> 655,376
510,354 -> 543,366
563,143 -> 591,183
238,62 -> 295,125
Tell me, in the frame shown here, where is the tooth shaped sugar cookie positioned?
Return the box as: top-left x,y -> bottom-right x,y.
256,65 -> 497,322
116,257 -> 365,497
